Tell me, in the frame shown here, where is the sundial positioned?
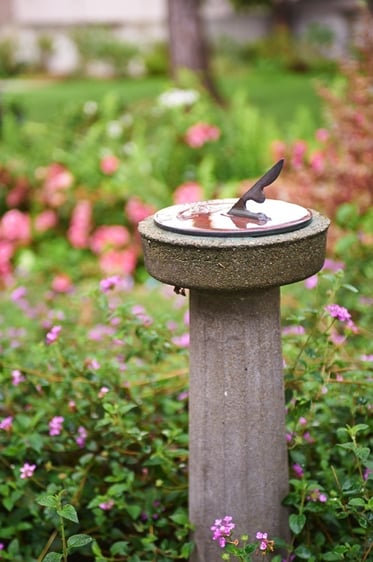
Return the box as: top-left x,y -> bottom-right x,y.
154,159 -> 312,237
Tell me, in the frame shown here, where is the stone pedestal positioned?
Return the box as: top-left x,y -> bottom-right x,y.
139,212 -> 329,561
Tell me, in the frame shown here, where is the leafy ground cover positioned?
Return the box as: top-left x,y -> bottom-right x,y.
0,19 -> 372,562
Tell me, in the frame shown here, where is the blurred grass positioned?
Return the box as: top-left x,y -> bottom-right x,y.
1,67 -> 329,132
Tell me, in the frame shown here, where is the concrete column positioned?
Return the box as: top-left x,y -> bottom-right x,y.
139,211 -> 329,561
189,288 -> 288,561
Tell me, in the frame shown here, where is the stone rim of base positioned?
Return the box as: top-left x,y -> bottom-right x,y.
139,210 -> 330,291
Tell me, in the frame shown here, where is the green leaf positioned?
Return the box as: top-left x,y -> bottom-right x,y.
348,497 -> 366,508
67,534 -> 93,549
125,504 -> 142,520
57,504 -> 79,523
110,541 -> 129,555
37,494 -> 58,509
170,508 -> 189,526
294,544 -> 313,559
43,553 -> 62,562
289,513 -> 306,534
322,552 -> 344,561
354,447 -> 370,462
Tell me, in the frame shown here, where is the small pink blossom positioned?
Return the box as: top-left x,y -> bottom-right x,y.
11,286 -> 27,301
185,122 -> 220,148
173,182 -> 203,205
307,489 -> 328,503
90,225 -> 130,254
323,258 -> 344,272
99,499 -> 115,510
49,416 -> 64,436
34,209 -> 58,233
125,197 -> 155,224
315,128 -> 329,142
76,426 -> 87,448
0,416 -> 13,431
172,333 -> 190,347
292,463 -> 304,478
41,163 -> 73,207
211,515 -> 235,548
304,274 -> 318,289
256,531 -> 275,553
100,155 -> 120,175
99,275 -> 121,292
282,325 -> 305,336
68,200 -> 92,249
12,369 -> 25,386
51,274 -> 73,293
325,304 -> 358,332
291,140 -> 307,169
361,354 -> 373,362
20,462 -> 36,479
86,358 -> 100,370
99,248 -> 137,276
1,209 -> 31,243
98,386 -> 110,398
45,325 -> 62,345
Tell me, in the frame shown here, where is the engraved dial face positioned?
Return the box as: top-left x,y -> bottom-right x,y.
154,199 -> 312,237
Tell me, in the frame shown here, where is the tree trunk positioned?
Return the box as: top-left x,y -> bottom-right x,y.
272,0 -> 295,29
167,0 -> 219,99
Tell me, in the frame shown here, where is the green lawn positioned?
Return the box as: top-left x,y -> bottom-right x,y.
1,67 -> 330,132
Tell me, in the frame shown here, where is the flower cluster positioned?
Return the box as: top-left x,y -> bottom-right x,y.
211,515 -> 235,548
185,122 -> 220,148
325,303 -> 358,332
256,531 -> 275,554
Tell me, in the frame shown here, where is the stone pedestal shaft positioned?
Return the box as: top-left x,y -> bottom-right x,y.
189,288 -> 289,562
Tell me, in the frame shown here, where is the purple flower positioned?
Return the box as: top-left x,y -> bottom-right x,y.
45,325 -> 62,345
307,489 -> 328,503
292,463 -> 304,478
99,499 -> 115,510
325,304 -> 358,332
20,462 -> 36,479
76,426 -> 87,448
0,416 -> 13,431
99,275 -> 121,292
11,369 -> 25,386
49,416 -> 64,436
304,275 -> 318,289
172,333 -> 190,347
211,515 -> 235,548
256,531 -> 275,553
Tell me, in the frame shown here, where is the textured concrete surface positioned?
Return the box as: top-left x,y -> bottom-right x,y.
189,288 -> 289,561
138,211 -> 330,291
138,211 -> 329,561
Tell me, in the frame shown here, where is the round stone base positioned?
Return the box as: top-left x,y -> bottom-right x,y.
139,211 -> 330,291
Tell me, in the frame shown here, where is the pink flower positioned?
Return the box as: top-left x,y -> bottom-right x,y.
12,369 -> 25,386
20,462 -> 36,479
90,225 -> 130,254
45,325 -> 62,345
185,122 -> 220,148
51,274 -> 73,293
291,140 -> 307,169
325,304 -> 358,331
282,325 -> 305,336
304,274 -> 318,289
99,248 -> 137,276
99,275 -> 121,292
173,182 -> 203,205
172,333 -> 190,347
315,128 -> 329,142
34,209 -> 58,233
76,426 -> 87,448
310,150 -> 325,174
41,163 -> 73,207
292,463 -> 304,478
68,200 -> 92,249
11,286 -> 27,301
211,515 -> 235,548
98,386 -> 109,398
1,209 -> 31,243
0,416 -> 13,431
125,197 -> 155,224
49,416 -> 64,436
323,258 -> 344,272
100,155 -> 120,175
307,489 -> 328,503
99,499 -> 115,510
